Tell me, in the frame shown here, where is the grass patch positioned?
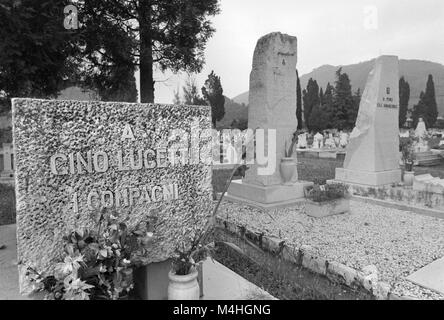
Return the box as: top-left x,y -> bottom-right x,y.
297,157 -> 344,184
212,241 -> 371,300
0,184 -> 15,226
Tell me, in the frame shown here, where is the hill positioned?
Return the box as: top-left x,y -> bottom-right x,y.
216,96 -> 248,129
232,59 -> 444,116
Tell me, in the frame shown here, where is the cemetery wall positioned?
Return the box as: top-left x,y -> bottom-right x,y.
349,185 -> 444,216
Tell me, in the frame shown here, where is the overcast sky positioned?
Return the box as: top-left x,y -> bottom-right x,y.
140,0 -> 444,104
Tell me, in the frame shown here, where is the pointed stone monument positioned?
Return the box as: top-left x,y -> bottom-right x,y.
334,55 -> 402,186
226,32 -> 312,209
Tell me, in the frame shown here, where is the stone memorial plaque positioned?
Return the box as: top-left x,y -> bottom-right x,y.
335,55 -> 402,186
12,99 -> 213,292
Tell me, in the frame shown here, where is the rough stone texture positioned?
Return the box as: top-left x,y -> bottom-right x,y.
12,98 -> 213,293
336,55 -> 401,186
326,261 -> 359,287
244,32 -> 298,186
349,183 -> 444,214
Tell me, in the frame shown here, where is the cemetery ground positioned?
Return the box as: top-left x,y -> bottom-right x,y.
2,157 -> 444,299
212,157 -> 444,300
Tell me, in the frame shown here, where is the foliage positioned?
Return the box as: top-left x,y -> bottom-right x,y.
0,0 -> 79,108
76,0 -> 221,103
400,132 -> 417,168
302,78 -> 320,130
182,76 -> 207,106
202,71 -> 225,127
296,70 -> 303,130
26,211 -> 156,300
230,118 -> 248,130
303,69 -> 360,132
308,104 -> 329,133
331,68 -> 357,130
412,75 -> 438,128
399,77 -> 410,128
305,183 -> 349,203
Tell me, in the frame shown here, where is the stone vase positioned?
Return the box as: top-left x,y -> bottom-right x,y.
168,268 -> 200,300
280,158 -> 297,184
403,171 -> 415,187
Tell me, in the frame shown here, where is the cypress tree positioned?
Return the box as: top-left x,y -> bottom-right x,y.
296,69 -> 303,130
423,74 -> 438,127
399,77 -> 410,128
202,71 -> 225,127
302,78 -> 320,131
332,68 -> 354,130
412,75 -> 438,128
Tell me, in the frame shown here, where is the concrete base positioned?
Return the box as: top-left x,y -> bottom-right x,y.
334,168 -> 401,187
226,180 -> 313,209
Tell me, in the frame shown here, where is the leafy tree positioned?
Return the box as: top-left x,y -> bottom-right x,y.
423,74 -> 438,127
323,83 -> 334,107
332,68 -> 354,130
296,69 -> 303,130
319,83 -> 335,131
202,71 -> 225,127
302,78 -> 320,131
412,92 -> 427,128
182,76 -> 206,106
399,77 -> 410,128
77,0 -> 220,103
412,75 -> 438,128
76,5 -> 138,103
308,104 -> 329,132
0,0 -> 79,107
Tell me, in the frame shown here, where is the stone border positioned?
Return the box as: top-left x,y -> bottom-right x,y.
215,216 -> 415,300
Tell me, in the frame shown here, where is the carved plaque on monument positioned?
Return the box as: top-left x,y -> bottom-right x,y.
12,99 -> 213,292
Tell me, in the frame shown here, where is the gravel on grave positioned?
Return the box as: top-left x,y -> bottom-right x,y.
217,200 -> 444,300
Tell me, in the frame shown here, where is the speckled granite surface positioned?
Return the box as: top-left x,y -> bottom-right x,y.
12,99 -> 213,292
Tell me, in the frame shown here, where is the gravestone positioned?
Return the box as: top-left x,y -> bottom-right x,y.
12,98 -> 213,294
297,133 -> 308,149
334,55 -> 402,186
226,32 -> 312,209
324,133 -> 336,149
312,132 -> 324,149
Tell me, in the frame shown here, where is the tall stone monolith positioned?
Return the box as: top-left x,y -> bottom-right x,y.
226,32 -> 312,209
335,55 -> 402,186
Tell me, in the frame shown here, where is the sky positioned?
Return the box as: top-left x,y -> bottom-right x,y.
138,0 -> 444,104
